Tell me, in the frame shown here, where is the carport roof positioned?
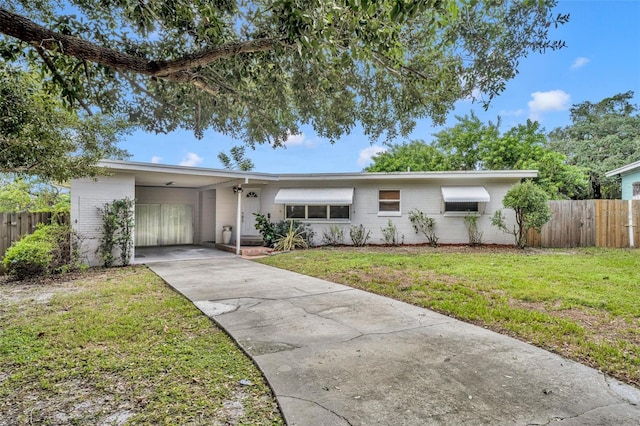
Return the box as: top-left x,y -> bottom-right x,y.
99,160 -> 278,189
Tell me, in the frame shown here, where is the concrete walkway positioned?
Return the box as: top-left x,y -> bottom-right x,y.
148,257 -> 640,425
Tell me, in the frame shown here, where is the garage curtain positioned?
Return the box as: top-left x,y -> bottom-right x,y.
161,204 -> 193,245
135,204 -> 193,246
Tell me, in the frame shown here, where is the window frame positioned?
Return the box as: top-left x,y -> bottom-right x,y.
284,204 -> 351,222
378,189 -> 401,217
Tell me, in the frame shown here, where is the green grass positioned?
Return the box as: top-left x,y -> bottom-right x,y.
0,267 -> 283,424
257,247 -> 640,387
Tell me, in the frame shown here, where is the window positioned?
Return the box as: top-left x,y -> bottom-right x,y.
285,205 -> 351,220
441,186 -> 489,215
276,188 -> 353,220
329,205 -> 350,219
286,205 -> 306,219
444,202 -> 479,213
379,190 -> 401,215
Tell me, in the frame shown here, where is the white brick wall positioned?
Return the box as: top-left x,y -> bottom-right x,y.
258,179 -> 518,246
216,187 -> 238,243
71,174 -> 135,266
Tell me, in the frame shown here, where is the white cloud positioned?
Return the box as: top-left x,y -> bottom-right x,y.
357,145 -> 387,167
527,90 -> 571,121
498,109 -> 524,117
151,156 -> 162,164
179,152 -> 203,167
284,133 -> 305,145
570,56 -> 590,70
284,132 -> 315,147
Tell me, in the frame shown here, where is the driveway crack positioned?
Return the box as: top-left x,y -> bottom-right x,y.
279,395 -> 353,426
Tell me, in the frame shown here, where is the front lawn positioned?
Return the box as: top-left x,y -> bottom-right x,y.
0,267 -> 283,424
257,246 -> 640,387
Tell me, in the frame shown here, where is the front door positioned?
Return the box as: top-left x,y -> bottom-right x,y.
242,189 -> 261,236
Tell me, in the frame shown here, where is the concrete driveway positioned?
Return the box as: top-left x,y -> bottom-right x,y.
134,245 -> 233,263
148,257 -> 640,425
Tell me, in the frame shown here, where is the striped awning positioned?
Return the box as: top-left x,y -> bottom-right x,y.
441,186 -> 490,203
274,188 -> 354,205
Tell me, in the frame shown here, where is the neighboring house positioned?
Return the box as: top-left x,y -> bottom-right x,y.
605,160 -> 640,200
71,160 -> 537,265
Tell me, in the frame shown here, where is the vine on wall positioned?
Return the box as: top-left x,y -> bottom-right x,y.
97,198 -> 135,267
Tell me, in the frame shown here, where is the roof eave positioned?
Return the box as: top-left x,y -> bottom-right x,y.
278,170 -> 538,180
97,159 -> 280,181
605,160 -> 640,177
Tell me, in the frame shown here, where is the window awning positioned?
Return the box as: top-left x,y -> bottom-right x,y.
441,186 -> 490,203
274,188 -> 355,205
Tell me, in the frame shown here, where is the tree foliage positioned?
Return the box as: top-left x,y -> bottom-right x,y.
367,113 -> 587,199
0,177 -> 70,212
217,146 -> 255,171
491,180 -> 551,249
366,140 -> 448,172
548,91 -> 640,199
0,66 -> 130,181
0,0 -> 568,145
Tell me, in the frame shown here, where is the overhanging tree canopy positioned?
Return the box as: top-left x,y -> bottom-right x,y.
0,66 -> 129,181
1,0 -> 568,145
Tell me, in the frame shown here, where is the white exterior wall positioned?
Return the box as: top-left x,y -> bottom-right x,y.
216,187 -> 238,243
200,190 -> 216,243
71,174 -> 135,266
259,179 -> 518,246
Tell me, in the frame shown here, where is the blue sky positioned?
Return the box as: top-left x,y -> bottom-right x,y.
120,0 -> 640,173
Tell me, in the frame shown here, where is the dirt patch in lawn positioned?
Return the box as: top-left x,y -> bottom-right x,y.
0,269 -> 110,304
511,299 -> 640,347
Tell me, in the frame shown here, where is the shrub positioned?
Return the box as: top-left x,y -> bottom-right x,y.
3,239 -> 53,279
491,181 -> 551,249
381,219 -> 403,246
274,222 -> 309,251
321,226 -> 344,246
254,213 -> 277,247
349,224 -> 371,247
2,222 -> 75,280
255,213 -> 314,248
408,209 -> 438,247
464,214 -> 483,246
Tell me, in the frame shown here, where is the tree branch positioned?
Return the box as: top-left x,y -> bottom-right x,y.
34,45 -> 94,115
119,73 -> 176,110
0,8 -> 286,80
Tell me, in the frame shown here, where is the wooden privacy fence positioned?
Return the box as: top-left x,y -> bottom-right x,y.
0,212 -> 70,260
528,200 -> 640,248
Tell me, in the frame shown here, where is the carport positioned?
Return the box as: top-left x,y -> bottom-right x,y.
122,160 -> 275,255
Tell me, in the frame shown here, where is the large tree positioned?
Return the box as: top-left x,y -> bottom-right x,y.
0,1 -> 568,146
367,114 -> 587,199
365,140 -> 449,172
548,91 -> 640,199
0,177 -> 70,212
0,66 -> 129,181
